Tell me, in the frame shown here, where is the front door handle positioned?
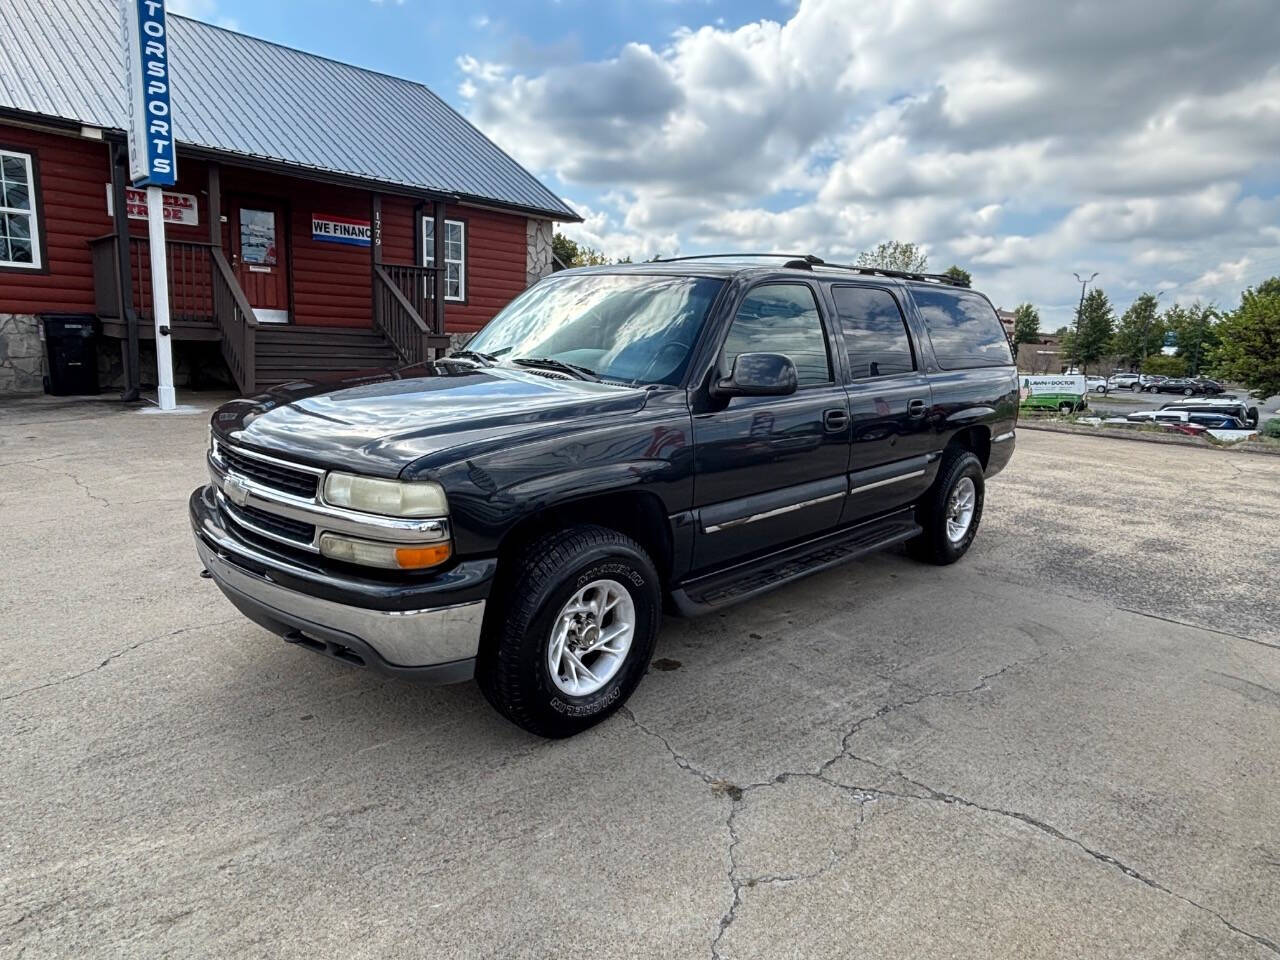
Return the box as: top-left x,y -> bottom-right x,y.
823,409 -> 850,432
908,398 -> 927,418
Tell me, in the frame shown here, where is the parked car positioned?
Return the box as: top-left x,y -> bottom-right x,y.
1147,377 -> 1223,395
1126,410 -> 1247,429
190,257 -> 1018,737
1086,376 -> 1108,393
1158,398 -> 1260,428
1107,372 -> 1144,392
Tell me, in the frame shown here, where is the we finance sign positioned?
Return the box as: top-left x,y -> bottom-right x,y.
312,214 -> 371,247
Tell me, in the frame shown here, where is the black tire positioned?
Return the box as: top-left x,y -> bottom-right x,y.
1183,387 -> 1194,396
1247,407 -> 1260,428
1130,383 -> 1142,393
476,524 -> 660,738
907,449 -> 985,565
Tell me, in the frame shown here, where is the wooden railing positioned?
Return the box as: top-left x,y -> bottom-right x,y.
210,248 -> 258,394
89,234 -> 215,324
373,263 -> 440,366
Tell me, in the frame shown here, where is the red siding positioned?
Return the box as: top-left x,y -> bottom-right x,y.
0,124 -> 110,314
379,198 -> 529,334
0,122 -> 532,333
441,204 -> 528,335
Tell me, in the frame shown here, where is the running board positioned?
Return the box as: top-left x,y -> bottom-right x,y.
671,509 -> 920,616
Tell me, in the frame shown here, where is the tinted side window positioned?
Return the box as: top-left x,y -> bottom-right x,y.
912,288 -> 1014,370
722,284 -> 832,386
831,286 -> 915,379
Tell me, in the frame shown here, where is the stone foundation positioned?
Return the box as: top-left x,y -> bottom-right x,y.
526,218 -> 554,287
0,314 -> 45,395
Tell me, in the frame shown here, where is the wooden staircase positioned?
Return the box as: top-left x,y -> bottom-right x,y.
253,326 -> 402,391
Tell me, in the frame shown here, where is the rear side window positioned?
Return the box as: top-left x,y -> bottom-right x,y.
831,286 -> 915,379
722,283 -> 832,386
912,288 -> 1014,370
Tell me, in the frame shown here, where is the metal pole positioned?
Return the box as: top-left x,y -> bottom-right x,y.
145,185 -> 177,410
1072,271 -> 1097,372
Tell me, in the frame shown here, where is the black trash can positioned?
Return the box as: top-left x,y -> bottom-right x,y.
41,314 -> 100,396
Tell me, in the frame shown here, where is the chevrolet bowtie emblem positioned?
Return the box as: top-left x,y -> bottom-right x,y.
225,475 -> 251,507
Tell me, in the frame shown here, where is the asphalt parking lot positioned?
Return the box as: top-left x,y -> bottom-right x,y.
3,393 -> 1279,959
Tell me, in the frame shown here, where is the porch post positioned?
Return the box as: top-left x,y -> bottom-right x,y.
109,140 -> 140,401
207,162 -> 221,247
432,200 -> 446,337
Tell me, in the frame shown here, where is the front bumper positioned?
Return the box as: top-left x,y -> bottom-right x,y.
190,485 -> 490,683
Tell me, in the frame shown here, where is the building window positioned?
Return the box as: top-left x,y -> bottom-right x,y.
422,217 -> 465,301
0,150 -> 40,269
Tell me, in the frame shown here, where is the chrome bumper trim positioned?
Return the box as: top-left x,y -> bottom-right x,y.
993,430 -> 1015,443
195,536 -> 484,668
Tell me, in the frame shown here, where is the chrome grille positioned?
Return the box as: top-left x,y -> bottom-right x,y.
223,499 -> 316,545
215,441 -> 319,499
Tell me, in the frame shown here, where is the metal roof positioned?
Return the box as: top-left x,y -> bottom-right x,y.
0,0 -> 578,220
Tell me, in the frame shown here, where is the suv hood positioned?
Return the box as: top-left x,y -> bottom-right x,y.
211,364 -> 650,477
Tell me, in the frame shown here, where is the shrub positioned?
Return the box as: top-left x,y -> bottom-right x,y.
1262,418 -> 1280,439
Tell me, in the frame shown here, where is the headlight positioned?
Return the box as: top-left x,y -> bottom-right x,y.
322,473 -> 448,517
319,533 -> 452,570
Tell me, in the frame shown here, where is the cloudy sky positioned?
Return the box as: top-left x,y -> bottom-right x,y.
177,0 -> 1280,327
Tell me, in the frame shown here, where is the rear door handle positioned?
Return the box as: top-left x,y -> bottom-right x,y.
824,408 -> 850,432
908,398 -> 927,418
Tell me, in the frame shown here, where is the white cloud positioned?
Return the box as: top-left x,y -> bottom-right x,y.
459,0 -> 1280,324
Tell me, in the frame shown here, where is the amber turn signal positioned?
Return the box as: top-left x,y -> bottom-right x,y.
393,543 -> 453,569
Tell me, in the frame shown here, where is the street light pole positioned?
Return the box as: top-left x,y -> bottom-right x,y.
1072,271 -> 1098,372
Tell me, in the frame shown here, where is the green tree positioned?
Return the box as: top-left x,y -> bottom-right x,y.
1070,287 -> 1115,373
1110,293 -> 1166,369
1141,354 -> 1188,377
943,265 -> 972,286
1164,302 -> 1219,376
552,232 -> 579,267
855,241 -> 928,273
1011,303 -> 1040,350
1210,279 -> 1280,397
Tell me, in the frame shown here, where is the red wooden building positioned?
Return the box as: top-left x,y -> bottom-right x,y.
0,0 -> 576,396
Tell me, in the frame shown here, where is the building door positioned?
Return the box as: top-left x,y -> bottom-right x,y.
230,200 -> 290,323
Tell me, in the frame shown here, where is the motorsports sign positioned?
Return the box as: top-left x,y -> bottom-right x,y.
1019,374 -> 1087,412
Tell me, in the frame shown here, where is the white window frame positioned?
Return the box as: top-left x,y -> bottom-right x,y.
0,149 -> 41,270
422,216 -> 466,301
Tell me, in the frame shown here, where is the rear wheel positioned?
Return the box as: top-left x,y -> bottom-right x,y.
476,524 -> 660,738
908,449 -> 985,565
1183,387 -> 1194,396
1058,401 -> 1075,415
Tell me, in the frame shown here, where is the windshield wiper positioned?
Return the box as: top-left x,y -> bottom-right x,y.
449,349 -> 497,366
511,357 -> 601,382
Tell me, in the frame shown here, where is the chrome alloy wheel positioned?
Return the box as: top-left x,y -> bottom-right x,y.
547,579 -> 635,697
946,476 -> 977,543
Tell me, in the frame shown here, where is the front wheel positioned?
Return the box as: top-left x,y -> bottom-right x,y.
1130,383 -> 1142,393
1183,387 -> 1194,396
476,524 -> 660,738
908,449 -> 985,565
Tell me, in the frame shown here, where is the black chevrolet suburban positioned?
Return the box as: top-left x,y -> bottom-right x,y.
191,255 -> 1018,737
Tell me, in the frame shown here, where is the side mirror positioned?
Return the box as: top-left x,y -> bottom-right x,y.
712,352 -> 798,398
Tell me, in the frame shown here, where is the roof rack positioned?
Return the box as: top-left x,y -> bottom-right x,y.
649,253 -> 970,287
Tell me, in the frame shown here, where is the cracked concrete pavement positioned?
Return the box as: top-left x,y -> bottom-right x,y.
2,392 -> 1279,959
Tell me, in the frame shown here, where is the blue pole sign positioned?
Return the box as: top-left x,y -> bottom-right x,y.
121,0 -> 178,187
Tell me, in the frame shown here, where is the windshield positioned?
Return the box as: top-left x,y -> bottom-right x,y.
466,273 -> 724,386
